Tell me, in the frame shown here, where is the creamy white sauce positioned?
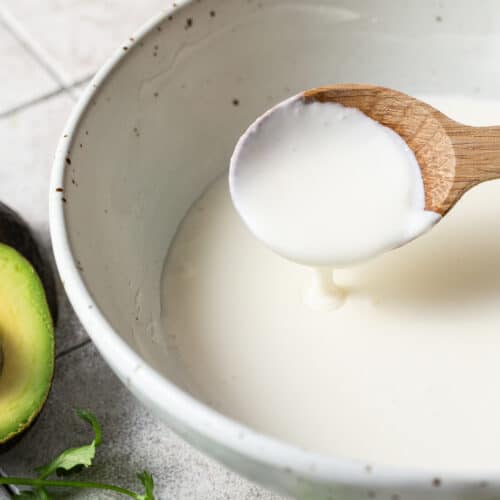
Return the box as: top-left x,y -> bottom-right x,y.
303,267 -> 345,310
229,96 -> 440,267
162,96 -> 500,472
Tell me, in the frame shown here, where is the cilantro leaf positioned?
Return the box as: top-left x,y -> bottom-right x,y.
35,410 -> 101,479
1,410 -> 156,499
75,410 -> 102,446
35,444 -> 95,479
137,470 -> 155,500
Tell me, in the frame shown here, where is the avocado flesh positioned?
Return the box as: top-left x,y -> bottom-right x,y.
0,242 -> 54,444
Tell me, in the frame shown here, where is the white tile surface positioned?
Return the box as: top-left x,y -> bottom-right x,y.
0,23 -> 58,114
0,92 -> 72,247
1,0 -> 169,84
3,342 -> 285,500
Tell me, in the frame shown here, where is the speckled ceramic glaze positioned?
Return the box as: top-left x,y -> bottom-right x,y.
50,1 -> 500,498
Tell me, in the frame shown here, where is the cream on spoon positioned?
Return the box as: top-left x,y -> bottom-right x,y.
229,90 -> 440,308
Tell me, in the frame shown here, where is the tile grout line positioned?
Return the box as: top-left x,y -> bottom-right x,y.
0,6 -> 77,99
67,73 -> 96,101
56,338 -> 92,360
0,73 -> 94,119
0,87 -> 66,119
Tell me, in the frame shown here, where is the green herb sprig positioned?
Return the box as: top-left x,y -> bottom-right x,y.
0,410 -> 155,499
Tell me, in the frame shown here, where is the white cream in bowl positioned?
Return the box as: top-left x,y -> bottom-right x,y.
162,95 -> 500,472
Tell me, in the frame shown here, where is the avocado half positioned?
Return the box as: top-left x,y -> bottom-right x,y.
0,242 -> 54,445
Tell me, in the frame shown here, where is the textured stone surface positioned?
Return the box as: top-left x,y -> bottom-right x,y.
2,343 -> 284,499
0,23 -> 58,114
1,0 -> 169,84
0,93 -> 71,247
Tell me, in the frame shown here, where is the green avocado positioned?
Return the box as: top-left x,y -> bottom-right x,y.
0,242 -> 54,444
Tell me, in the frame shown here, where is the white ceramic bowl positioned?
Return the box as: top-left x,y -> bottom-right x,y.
50,1 -> 500,498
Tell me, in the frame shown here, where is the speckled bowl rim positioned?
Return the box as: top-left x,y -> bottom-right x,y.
49,0 -> 491,493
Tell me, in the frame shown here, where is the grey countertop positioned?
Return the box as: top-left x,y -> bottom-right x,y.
0,2 -> 284,498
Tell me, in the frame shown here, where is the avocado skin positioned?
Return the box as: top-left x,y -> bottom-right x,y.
0,202 -> 58,325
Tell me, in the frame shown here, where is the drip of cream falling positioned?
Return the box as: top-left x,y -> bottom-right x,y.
304,267 -> 345,310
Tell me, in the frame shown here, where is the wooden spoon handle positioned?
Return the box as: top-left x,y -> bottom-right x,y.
303,84 -> 500,215
450,125 -> 500,183
445,124 -> 500,210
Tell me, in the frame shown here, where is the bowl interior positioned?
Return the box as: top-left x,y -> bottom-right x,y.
61,0 -> 500,444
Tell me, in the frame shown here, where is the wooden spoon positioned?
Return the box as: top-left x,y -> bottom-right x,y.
303,83 -> 500,215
